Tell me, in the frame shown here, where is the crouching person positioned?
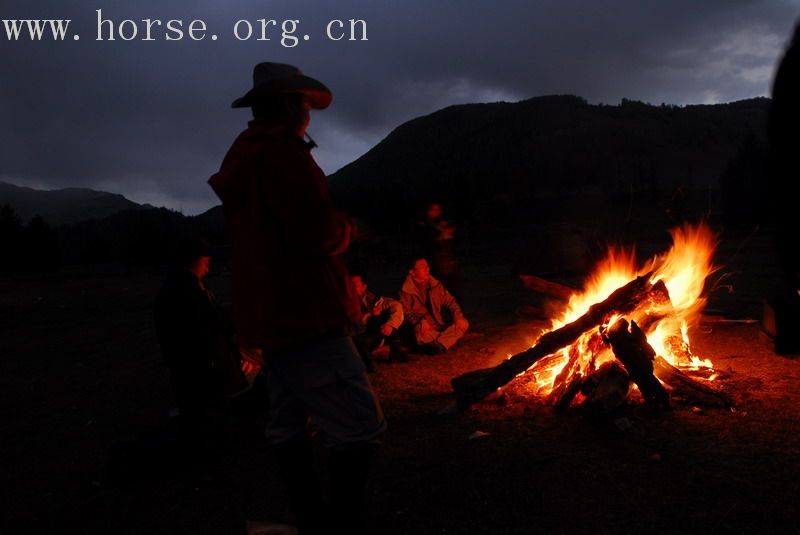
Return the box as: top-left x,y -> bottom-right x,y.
399,258 -> 469,354
350,270 -> 409,369
209,62 -> 386,535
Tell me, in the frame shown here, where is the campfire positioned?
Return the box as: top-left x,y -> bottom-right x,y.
452,223 -> 728,413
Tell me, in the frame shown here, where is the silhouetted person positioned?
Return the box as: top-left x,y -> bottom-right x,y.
209,62 -> 385,535
349,270 -> 408,369
415,203 -> 463,301
769,22 -> 800,293
399,258 -> 469,354
153,238 -> 247,452
767,22 -> 800,354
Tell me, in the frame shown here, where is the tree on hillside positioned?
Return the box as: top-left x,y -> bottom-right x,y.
0,207 -> 60,275
720,129 -> 769,230
20,215 -> 60,273
0,204 -> 22,275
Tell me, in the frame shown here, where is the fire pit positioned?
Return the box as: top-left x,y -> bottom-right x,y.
452,223 -> 728,413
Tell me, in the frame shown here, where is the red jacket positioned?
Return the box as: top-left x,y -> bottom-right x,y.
208,119 -> 360,350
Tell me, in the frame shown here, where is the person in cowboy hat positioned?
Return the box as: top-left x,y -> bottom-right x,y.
209,63 -> 385,535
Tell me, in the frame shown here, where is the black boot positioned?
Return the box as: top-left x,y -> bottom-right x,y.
326,442 -> 376,535
273,435 -> 326,535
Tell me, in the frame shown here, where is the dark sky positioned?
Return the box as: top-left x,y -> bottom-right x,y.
1,0 -> 797,214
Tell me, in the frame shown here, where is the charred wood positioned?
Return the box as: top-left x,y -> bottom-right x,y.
553,372 -> 584,411
546,346 -> 582,405
633,280 -> 673,332
653,356 -> 729,408
603,318 -> 670,409
452,272 -> 655,410
663,334 -> 692,362
580,361 -> 631,415
534,353 -> 570,372
546,332 -> 604,404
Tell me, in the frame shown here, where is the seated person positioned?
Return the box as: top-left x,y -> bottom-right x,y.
399,258 -> 469,354
349,270 -> 408,368
154,237 -> 248,447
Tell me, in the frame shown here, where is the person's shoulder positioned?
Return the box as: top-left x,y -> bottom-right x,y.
399,275 -> 416,294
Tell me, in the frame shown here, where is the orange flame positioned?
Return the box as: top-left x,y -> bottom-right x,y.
531,222 -> 718,395
651,223 -> 718,322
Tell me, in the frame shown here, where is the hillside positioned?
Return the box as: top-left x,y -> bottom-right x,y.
329,96 -> 770,230
1,96 -> 773,271
0,180 -> 151,225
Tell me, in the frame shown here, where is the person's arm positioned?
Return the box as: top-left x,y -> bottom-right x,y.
400,290 -> 424,326
378,297 -> 405,331
441,285 -> 468,330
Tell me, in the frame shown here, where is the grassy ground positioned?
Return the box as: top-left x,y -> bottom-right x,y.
1,232 -> 798,534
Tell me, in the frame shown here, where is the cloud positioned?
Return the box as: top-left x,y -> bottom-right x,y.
1,0 -> 797,213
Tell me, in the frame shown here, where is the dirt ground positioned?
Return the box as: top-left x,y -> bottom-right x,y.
2,233 -> 799,534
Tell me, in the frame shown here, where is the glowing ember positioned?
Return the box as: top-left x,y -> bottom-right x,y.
529,223 -> 718,397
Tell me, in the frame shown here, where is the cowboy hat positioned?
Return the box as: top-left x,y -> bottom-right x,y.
231,62 -> 332,109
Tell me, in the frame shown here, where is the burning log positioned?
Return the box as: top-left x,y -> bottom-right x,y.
547,344 -> 584,405
653,356 -> 729,408
452,272 -> 656,410
547,332 -> 603,407
451,223 -> 724,414
632,279 -> 673,332
602,318 -> 669,409
552,372 -> 584,410
580,361 -> 631,414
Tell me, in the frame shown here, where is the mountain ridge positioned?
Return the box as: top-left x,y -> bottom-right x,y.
329,95 -> 770,228
0,180 -> 155,225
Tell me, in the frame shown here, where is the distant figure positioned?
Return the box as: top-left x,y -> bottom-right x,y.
153,238 -> 248,448
665,184 -> 687,224
349,270 -> 408,369
399,258 -> 469,354
415,203 -> 463,302
769,22 -> 800,293
208,62 -> 385,535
